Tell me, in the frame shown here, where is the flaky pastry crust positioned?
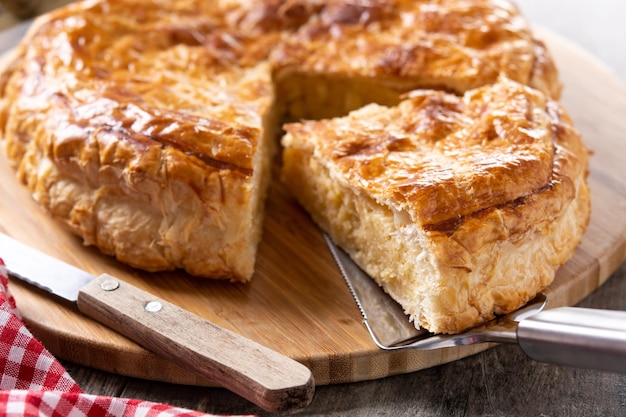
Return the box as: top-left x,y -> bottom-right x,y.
282,79 -> 590,333
0,0 -> 584,302
0,0 -> 281,280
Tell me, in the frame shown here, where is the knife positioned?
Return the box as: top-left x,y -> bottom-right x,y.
0,232 -> 314,412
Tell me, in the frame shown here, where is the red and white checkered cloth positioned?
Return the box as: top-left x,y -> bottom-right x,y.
0,258 -> 255,417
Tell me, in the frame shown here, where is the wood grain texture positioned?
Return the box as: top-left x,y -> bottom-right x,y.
1,29 -> 625,388
77,274 -> 314,412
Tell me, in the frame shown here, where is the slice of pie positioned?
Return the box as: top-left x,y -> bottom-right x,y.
281,79 -> 590,333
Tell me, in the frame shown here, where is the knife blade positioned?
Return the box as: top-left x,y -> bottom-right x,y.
0,232 -> 314,412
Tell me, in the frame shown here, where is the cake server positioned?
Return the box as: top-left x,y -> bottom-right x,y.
0,232 -> 314,413
324,233 -> 626,373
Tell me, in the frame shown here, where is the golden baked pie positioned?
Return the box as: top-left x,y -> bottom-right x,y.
0,0 -> 589,332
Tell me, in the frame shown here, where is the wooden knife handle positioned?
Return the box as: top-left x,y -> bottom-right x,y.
76,274 -> 314,412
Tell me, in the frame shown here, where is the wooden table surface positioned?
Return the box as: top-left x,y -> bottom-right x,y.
1,1 -> 626,416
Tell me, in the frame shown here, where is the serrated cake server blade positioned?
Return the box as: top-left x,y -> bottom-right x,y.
322,233 -> 428,347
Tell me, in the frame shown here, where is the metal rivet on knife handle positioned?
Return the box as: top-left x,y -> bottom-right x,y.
145,301 -> 163,312
99,278 -> 120,291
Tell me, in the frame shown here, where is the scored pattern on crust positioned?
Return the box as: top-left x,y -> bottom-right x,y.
0,0 -> 585,312
281,78 -> 589,333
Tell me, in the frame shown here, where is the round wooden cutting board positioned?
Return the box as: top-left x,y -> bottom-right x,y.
1,29 -> 625,387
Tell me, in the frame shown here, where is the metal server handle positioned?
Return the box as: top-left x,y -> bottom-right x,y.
517,307 -> 626,373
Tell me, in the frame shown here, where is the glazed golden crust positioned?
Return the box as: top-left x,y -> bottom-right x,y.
0,0 -> 576,291
271,0 -> 561,99
0,0 -> 279,280
282,79 -> 590,333
285,80 -> 559,226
